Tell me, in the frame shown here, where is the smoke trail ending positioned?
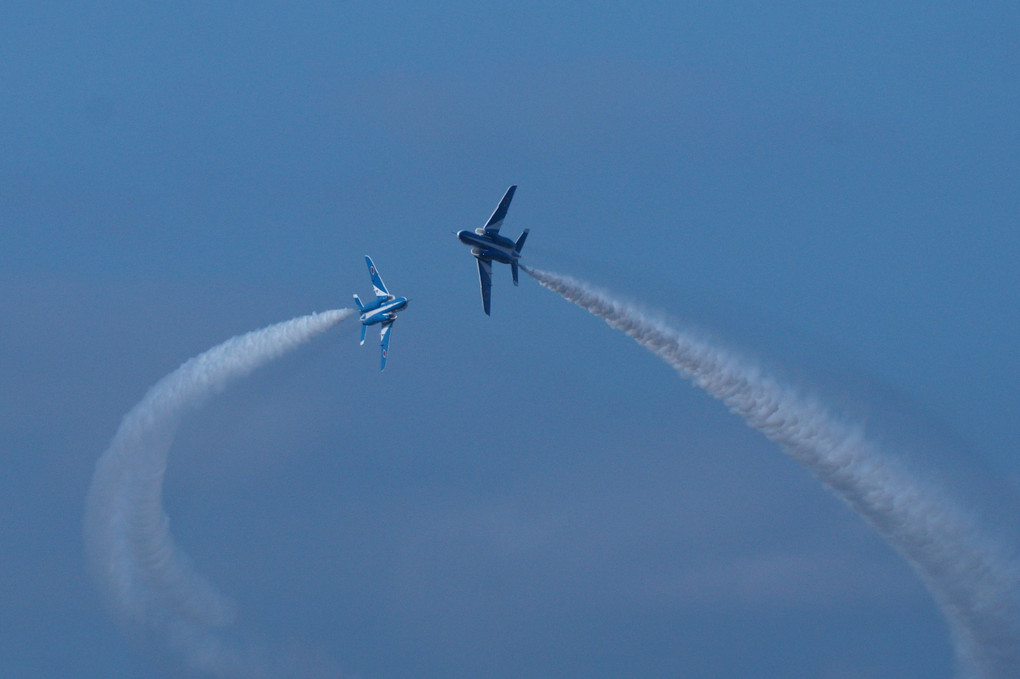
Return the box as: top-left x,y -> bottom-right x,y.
523,265 -> 1020,679
84,309 -> 353,678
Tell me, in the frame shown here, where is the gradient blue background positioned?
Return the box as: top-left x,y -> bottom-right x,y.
2,2 -> 1018,677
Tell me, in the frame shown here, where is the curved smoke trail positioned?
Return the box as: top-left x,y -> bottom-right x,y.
524,266 -> 1020,679
84,309 -> 353,678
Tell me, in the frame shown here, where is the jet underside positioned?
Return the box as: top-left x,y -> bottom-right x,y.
455,185 -> 528,315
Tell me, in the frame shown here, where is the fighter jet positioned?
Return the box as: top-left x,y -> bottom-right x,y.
352,256 -> 408,370
456,185 -> 529,315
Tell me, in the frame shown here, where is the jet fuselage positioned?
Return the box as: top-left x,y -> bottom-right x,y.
359,296 -> 408,326
456,230 -> 520,265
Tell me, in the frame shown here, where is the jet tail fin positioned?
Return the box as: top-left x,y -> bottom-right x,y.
514,228 -> 529,254
511,228 -> 528,286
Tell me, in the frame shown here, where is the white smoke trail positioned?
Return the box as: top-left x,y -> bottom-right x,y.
84,309 -> 353,678
524,266 -> 1020,679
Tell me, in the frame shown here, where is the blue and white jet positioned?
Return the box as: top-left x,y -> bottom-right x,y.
456,185 -> 529,315
353,256 -> 408,370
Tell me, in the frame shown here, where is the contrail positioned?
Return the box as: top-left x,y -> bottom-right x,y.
524,266 -> 1020,679
84,309 -> 353,678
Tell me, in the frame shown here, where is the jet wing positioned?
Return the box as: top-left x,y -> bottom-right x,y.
476,257 -> 493,316
365,255 -> 390,299
379,321 -> 393,371
482,185 -> 517,236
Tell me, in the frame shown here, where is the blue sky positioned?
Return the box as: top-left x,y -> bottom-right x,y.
2,2 -> 1018,677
